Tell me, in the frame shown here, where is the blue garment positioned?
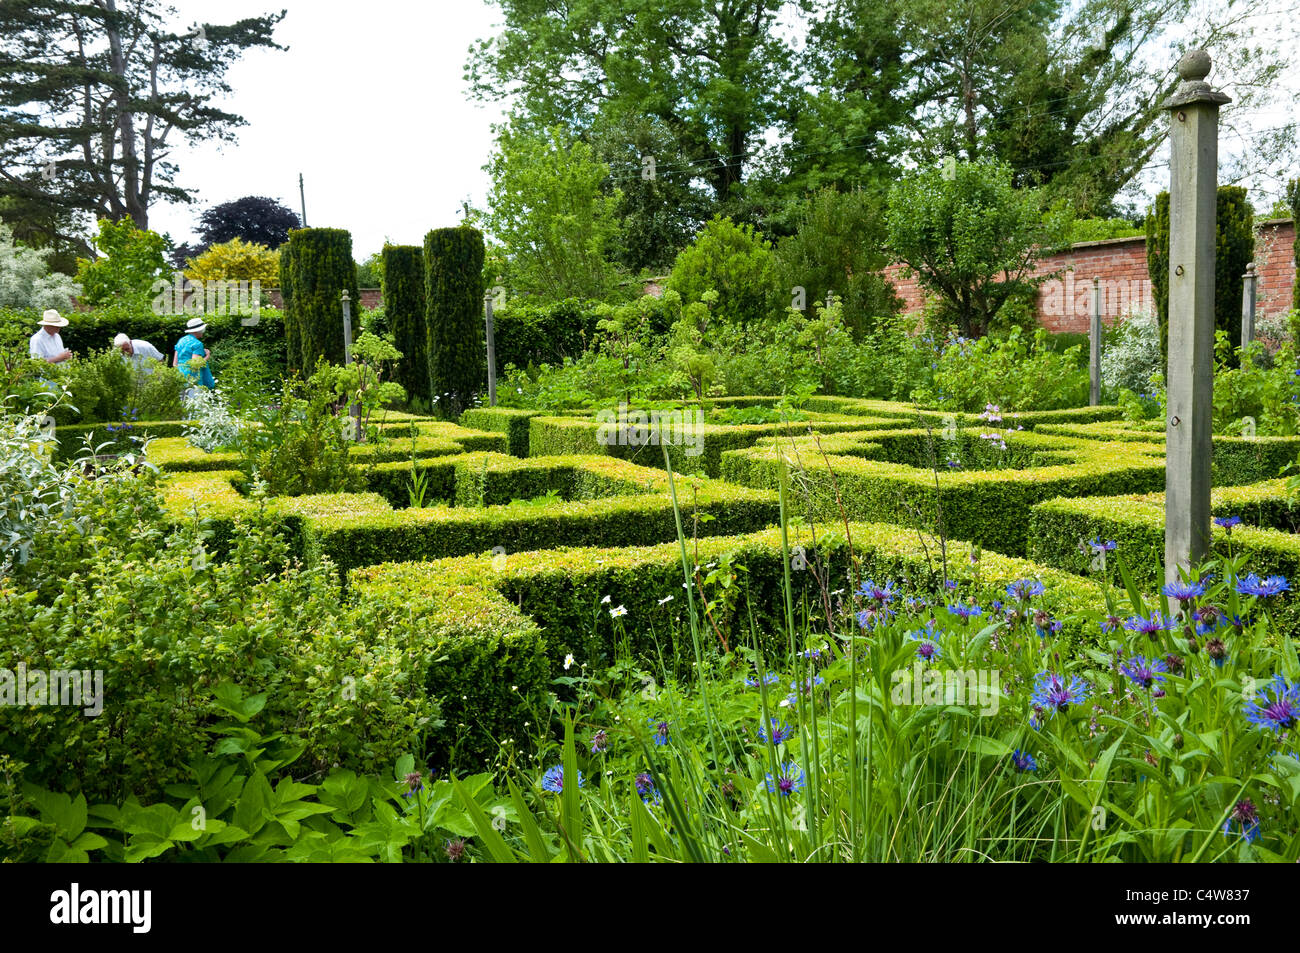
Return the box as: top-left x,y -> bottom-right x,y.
174,334 -> 215,388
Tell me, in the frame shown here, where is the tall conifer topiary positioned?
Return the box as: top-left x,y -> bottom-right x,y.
288,227 -> 358,370
424,226 -> 485,418
381,244 -> 428,403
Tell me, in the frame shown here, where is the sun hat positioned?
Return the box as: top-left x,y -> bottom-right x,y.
40,309 -> 69,327
112,333 -> 130,348
184,317 -> 207,335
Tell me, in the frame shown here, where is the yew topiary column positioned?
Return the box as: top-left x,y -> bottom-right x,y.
424,226 -> 485,419
288,227 -> 358,370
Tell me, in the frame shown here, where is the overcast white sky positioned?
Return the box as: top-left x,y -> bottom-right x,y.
148,0 -> 509,256
147,1 -> 1297,258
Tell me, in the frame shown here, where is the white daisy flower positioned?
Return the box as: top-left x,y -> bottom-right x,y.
564,654 -> 575,670
610,605 -> 628,618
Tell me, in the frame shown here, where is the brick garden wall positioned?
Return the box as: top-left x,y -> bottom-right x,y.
883,218 -> 1296,333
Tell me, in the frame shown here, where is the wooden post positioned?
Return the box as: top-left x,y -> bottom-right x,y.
484,292 -> 497,407
341,290 -> 362,440
1090,277 -> 1102,406
1163,50 -> 1229,585
1241,261 -> 1257,352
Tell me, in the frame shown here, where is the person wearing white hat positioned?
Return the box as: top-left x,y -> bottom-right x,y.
30,309 -> 73,364
113,332 -> 164,370
172,317 -> 215,389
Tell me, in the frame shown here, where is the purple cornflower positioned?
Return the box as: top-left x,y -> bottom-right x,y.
765,763 -> 806,796
1214,515 -> 1242,532
1011,749 -> 1037,772
947,602 -> 983,622
540,764 -> 583,793
1243,674 -> 1300,734
1236,574 -> 1290,598
1120,655 -> 1169,690
758,717 -> 796,745
1099,614 -> 1123,634
635,772 -> 660,805
1030,672 -> 1091,715
1221,799 -> 1261,843
1162,580 -> 1206,604
650,719 -> 671,746
590,729 -> 608,755
1006,579 -> 1045,602
744,671 -> 780,688
402,771 -> 424,799
856,606 -> 895,630
444,838 -> 468,861
1124,612 -> 1176,636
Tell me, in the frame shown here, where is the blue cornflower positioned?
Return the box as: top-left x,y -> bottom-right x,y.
785,676 -> 824,707
744,671 -> 780,688
765,763 -> 806,796
1236,574 -> 1290,598
1011,750 -> 1037,772
1221,799 -> 1261,843
1006,578 -> 1045,602
1214,515 -> 1242,532
635,772 -> 660,805
856,606 -> 895,629
541,764 -> 583,793
1123,612 -> 1176,635
1099,614 -> 1123,634
906,627 -> 943,661
1120,655 -> 1169,690
1243,674 -> 1300,734
856,579 -> 897,603
758,717 -> 796,745
1030,672 -> 1091,715
650,719 -> 671,746
1089,538 -> 1117,553
590,729 -> 608,754
947,602 -> 982,621
1162,579 -> 1206,603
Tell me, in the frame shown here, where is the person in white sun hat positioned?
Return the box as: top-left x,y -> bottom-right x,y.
172,317 -> 215,389
113,332 -> 164,370
30,309 -> 73,364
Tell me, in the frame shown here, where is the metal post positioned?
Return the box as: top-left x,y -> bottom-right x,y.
1163,50 -> 1229,585
1241,261 -> 1257,353
298,173 -> 308,227
1090,277 -> 1102,406
484,292 -> 497,407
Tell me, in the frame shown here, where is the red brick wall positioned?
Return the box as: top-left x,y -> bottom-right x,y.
261,288 -> 382,311
883,218 -> 1296,333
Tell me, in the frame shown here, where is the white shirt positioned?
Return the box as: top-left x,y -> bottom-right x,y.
30,329 -> 66,362
123,339 -> 164,366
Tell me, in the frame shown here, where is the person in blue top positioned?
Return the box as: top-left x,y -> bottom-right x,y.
172,317 -> 216,389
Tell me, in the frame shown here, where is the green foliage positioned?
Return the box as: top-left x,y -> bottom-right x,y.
0,223 -> 80,311
183,237 -> 279,284
279,240 -> 300,374
886,160 -> 1066,337
74,219 -> 169,309
288,227 -> 359,370
1212,338 -> 1300,437
424,226 -> 486,419
331,331 -> 406,435
1064,217 -> 1143,244
774,187 -> 901,339
912,327 -> 1090,412
380,244 -> 427,402
479,124 -> 622,301
666,216 -> 777,327
1147,187 -> 1256,358
492,297 -> 605,370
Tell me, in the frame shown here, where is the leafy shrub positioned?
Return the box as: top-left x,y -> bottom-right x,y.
184,387 -> 244,452
1101,309 -> 1162,397
74,218 -> 169,309
182,236 -> 279,284
0,223 -> 80,311
911,327 -> 1089,412
666,216 -> 776,327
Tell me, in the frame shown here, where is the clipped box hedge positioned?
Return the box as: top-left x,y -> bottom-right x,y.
350,520 -> 1104,766
161,453 -> 781,577
458,407 -> 545,457
527,411 -> 908,477
721,427 -> 1168,557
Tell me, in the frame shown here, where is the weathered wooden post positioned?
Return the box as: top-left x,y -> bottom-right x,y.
341,289 -> 362,440
1241,261 -> 1257,352
1090,277 -> 1102,406
484,291 -> 497,407
1164,50 -> 1229,585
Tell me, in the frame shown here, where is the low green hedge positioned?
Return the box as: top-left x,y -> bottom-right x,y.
721,428 -> 1168,558
161,453 -> 781,577
527,412 -> 908,477
53,419 -> 192,458
350,521 -> 1105,766
459,407 -> 545,457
